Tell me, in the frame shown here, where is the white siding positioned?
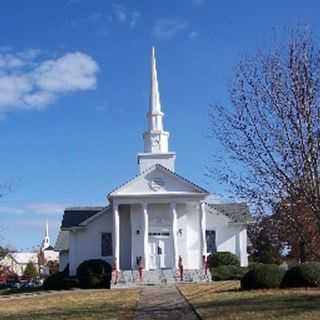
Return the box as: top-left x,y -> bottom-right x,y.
69,211 -> 113,276
206,208 -> 248,267
59,252 -> 69,272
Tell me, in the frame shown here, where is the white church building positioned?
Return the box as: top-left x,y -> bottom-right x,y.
55,48 -> 251,276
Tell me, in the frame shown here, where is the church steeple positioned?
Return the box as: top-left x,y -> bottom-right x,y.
143,47 -> 169,153
41,220 -> 50,250
149,47 -> 162,121
138,47 -> 176,173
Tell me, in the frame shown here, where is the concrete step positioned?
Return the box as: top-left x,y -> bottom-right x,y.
115,269 -> 211,286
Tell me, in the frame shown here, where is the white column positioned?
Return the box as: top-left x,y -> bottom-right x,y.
200,202 -> 207,257
171,203 -> 178,269
113,203 -> 120,271
142,203 -> 149,270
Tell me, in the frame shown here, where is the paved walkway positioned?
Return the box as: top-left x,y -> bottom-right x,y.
134,286 -> 199,320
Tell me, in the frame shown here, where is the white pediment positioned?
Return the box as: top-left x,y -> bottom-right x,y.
109,164 -> 208,197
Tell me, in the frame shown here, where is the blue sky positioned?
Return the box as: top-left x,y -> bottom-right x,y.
1,0 -> 320,250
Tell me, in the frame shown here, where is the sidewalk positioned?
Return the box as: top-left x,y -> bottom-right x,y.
134,285 -> 199,320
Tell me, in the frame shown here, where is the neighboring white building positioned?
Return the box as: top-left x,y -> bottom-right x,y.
0,252 -> 38,277
55,48 -> 252,276
0,221 -> 58,277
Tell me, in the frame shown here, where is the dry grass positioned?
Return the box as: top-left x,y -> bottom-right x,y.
0,288 -> 140,320
179,281 -> 320,320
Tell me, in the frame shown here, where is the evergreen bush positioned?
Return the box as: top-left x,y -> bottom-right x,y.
76,259 -> 112,289
241,264 -> 285,290
207,252 -> 240,268
212,265 -> 248,281
282,262 -> 320,288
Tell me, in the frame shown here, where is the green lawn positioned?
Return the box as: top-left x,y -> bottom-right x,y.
0,289 -> 140,320
2,282 -> 320,320
179,281 -> 320,320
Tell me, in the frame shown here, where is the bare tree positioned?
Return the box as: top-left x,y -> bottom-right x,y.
209,28 -> 320,258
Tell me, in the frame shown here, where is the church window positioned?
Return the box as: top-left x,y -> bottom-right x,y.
101,232 -> 112,256
206,230 -> 217,253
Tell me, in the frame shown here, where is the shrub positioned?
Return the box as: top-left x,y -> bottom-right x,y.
211,265 -> 248,281
23,262 -> 38,279
282,262 -> 320,288
62,264 -> 69,277
241,264 -> 285,290
43,272 -> 78,290
77,259 -> 112,289
207,252 -> 240,268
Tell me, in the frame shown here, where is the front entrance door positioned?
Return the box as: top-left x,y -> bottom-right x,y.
148,232 -> 172,269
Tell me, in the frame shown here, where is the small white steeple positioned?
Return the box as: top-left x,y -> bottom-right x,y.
143,47 -> 169,153
138,47 -> 176,173
41,220 -> 50,250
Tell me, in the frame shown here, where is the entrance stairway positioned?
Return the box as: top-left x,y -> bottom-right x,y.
114,269 -> 211,287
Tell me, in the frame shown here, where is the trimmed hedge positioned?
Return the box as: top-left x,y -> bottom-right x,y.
211,265 -> 248,281
241,264 -> 285,290
77,259 -> 112,289
43,272 -> 78,290
282,262 -> 320,288
207,252 -> 240,268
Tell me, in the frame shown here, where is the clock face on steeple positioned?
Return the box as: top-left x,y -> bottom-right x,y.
152,137 -> 160,146
151,136 -> 160,152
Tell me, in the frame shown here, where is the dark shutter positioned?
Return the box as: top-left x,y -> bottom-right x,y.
101,232 -> 113,256
206,230 -> 217,253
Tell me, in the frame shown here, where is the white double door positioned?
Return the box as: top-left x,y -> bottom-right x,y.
148,235 -> 173,269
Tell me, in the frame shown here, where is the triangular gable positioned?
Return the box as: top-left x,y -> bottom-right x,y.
109,164 -> 209,197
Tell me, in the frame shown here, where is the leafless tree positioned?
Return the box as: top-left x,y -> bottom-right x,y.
209,28 -> 320,259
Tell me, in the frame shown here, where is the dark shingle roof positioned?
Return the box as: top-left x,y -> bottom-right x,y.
207,202 -> 253,224
44,245 -> 55,251
61,207 -> 106,229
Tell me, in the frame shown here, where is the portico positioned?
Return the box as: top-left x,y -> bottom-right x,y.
110,196 -> 208,271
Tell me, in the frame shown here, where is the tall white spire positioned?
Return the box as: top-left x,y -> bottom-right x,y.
144,47 -> 169,153
42,220 -> 50,250
149,47 -> 162,117
138,47 -> 176,173
45,220 -> 49,238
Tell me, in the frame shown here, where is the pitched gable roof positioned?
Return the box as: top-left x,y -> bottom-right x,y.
207,202 -> 253,224
109,164 -> 209,197
61,207 -> 105,229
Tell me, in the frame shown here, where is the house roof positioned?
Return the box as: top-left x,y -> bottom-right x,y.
207,202 -> 253,224
8,252 -> 38,264
43,245 -> 55,251
109,163 -> 209,197
61,207 -> 106,229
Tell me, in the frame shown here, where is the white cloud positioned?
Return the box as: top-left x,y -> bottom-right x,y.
130,11 -> 140,29
189,31 -> 200,39
112,4 -> 140,28
26,203 -> 66,215
0,207 -> 25,215
16,218 -> 61,228
153,18 -> 188,39
0,202 -> 66,215
34,52 -> 98,93
0,50 -> 98,116
192,0 -> 205,5
112,4 -> 127,22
